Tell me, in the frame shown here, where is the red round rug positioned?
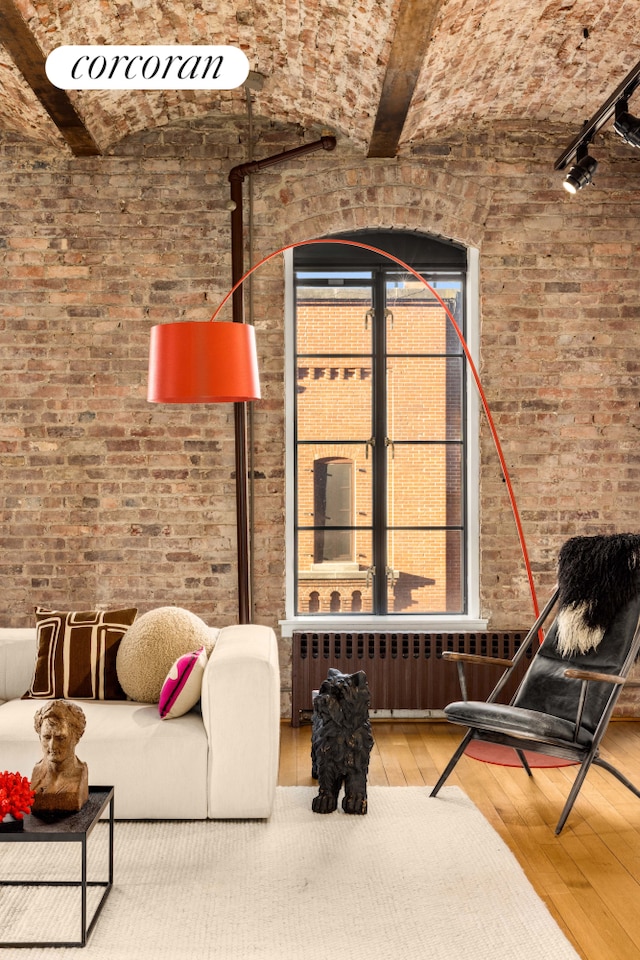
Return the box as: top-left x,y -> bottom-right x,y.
464,741 -> 577,767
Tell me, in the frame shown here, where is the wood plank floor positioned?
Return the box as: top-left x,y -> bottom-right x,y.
278,719 -> 640,960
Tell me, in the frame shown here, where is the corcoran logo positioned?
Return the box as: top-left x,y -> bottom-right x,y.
45,45 -> 250,90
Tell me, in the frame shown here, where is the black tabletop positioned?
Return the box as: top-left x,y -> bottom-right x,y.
1,786 -> 113,841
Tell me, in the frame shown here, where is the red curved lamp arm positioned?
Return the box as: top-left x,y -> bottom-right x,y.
210,237 -> 540,620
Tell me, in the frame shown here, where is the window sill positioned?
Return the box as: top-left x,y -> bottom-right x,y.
279,615 -> 489,637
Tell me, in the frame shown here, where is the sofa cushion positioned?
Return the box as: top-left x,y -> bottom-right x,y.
0,631 -> 38,701
116,607 -> 216,703
159,646 -> 207,719
203,624 -> 280,819
0,698 -> 209,819
27,608 -> 137,701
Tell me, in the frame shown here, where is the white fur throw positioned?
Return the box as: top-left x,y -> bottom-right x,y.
116,606 -> 216,703
555,533 -> 640,657
556,603 -> 605,657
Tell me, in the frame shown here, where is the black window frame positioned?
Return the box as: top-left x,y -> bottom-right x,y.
293,230 -> 468,618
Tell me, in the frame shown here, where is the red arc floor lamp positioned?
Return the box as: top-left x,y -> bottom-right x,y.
146,234 -> 561,770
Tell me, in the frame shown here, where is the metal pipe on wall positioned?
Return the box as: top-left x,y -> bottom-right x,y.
228,134 -> 337,623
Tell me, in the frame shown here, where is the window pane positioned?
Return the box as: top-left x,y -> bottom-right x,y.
388,444 -> 463,526
386,276 -> 463,356
297,356 -> 372,441
297,445 -> 372,528
296,283 -> 372,355
387,529 -> 464,613
387,357 -> 463,441
297,529 -> 373,615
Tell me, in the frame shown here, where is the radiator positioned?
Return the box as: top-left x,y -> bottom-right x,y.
291,631 -> 532,726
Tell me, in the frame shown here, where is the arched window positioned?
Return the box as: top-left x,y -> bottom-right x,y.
313,457 -> 354,563
308,591 -> 320,613
290,228 -> 478,620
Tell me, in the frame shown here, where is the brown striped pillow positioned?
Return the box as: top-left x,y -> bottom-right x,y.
27,607 -> 138,700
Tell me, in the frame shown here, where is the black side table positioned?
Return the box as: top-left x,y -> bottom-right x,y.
0,785 -> 114,948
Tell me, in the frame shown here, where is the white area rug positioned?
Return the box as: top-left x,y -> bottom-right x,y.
0,786 -> 580,960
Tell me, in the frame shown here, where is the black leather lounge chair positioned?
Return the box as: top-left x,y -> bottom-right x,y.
431,533 -> 640,834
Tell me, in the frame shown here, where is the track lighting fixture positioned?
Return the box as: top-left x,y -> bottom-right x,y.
562,143 -> 598,194
614,99 -> 640,148
554,56 -> 640,191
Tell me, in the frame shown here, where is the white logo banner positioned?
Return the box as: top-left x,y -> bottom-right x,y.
45,45 -> 250,90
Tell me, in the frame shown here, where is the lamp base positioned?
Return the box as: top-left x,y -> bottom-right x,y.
464,742 -> 577,767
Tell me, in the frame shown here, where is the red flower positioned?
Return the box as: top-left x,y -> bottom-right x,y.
0,771 -> 34,821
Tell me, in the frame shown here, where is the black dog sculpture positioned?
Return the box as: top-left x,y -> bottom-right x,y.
311,668 -> 374,814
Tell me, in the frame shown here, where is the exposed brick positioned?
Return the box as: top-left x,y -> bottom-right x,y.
1,110 -> 640,718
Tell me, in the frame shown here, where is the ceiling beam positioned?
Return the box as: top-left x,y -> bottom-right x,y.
367,0 -> 444,158
0,0 -> 100,155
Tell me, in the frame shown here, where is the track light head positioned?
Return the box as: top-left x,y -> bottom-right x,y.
613,99 -> 640,148
562,145 -> 598,194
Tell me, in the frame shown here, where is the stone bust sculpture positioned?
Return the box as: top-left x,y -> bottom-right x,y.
31,700 -> 89,812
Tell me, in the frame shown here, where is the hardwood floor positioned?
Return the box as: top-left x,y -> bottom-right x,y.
278,719 -> 640,960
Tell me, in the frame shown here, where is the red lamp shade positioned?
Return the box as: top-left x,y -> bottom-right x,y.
147,321 -> 260,403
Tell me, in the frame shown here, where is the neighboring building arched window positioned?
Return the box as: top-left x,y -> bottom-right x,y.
289,228 -> 478,620
313,457 -> 354,563
330,591 -> 341,612
308,591 -> 320,613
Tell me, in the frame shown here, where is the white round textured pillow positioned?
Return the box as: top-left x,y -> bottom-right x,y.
116,606 -> 215,703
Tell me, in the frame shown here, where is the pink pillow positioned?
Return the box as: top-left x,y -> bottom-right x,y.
158,646 -> 207,719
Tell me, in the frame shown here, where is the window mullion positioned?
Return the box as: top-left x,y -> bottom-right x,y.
372,270 -> 388,615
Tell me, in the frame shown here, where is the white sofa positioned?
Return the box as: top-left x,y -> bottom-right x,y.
0,624 -> 280,820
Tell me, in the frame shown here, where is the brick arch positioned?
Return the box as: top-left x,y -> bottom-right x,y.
276,158 -> 492,251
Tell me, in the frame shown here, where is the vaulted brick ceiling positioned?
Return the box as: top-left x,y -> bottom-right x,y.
0,0 -> 638,156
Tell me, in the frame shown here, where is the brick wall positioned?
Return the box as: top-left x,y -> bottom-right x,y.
2,117 -> 640,713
